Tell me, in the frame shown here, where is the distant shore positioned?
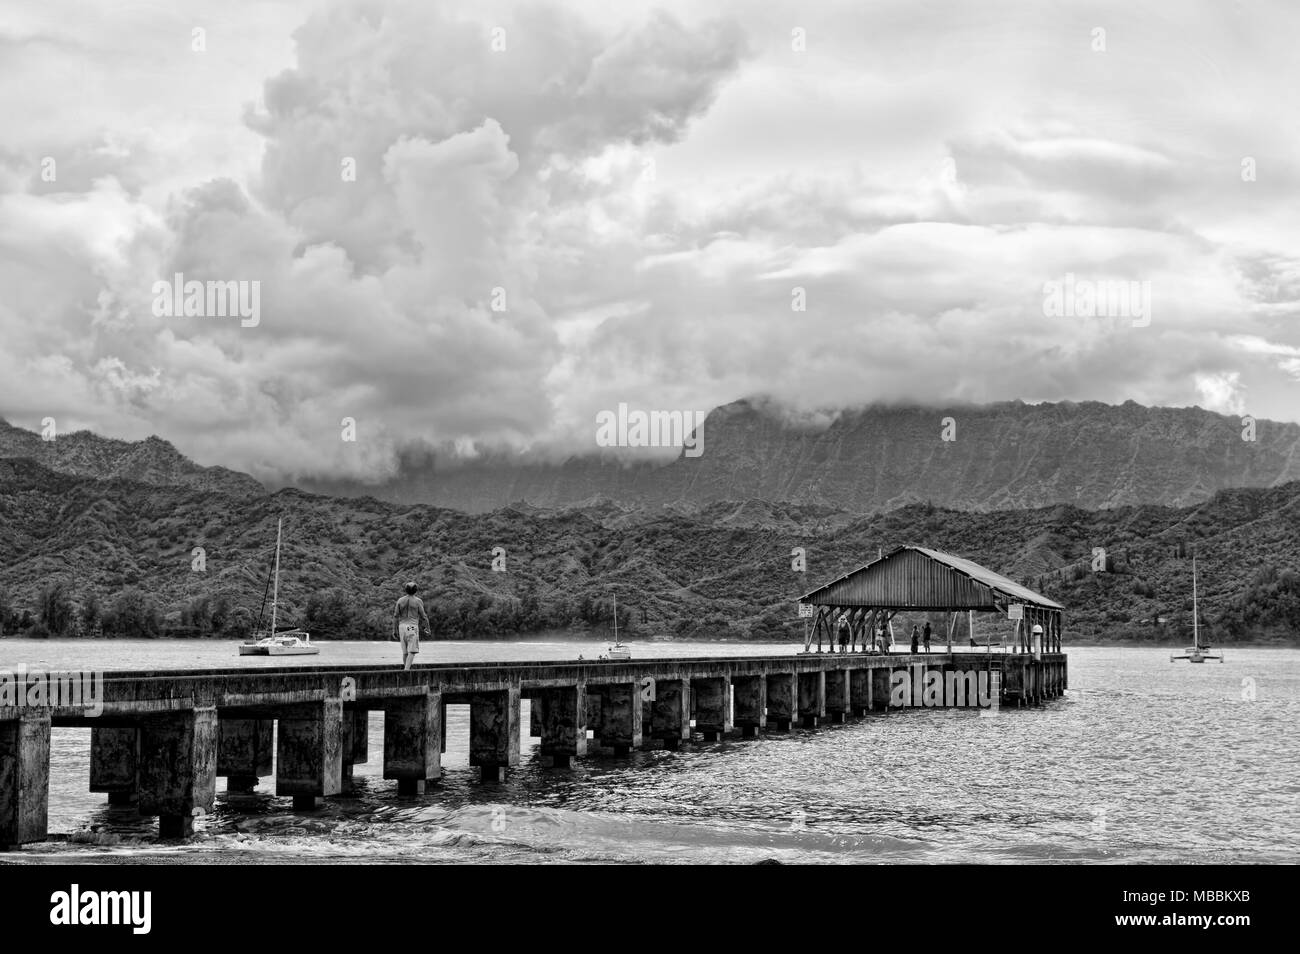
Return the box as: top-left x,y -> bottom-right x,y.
1,634 -> 1295,649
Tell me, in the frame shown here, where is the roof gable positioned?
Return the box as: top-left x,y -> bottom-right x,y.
798,545 -> 1064,612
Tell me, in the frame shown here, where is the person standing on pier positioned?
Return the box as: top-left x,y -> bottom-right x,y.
393,581 -> 431,670
837,615 -> 850,652
922,620 -> 932,653
910,624 -> 920,654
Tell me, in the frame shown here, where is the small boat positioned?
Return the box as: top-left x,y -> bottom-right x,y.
1171,555 -> 1222,664
239,517 -> 319,656
604,589 -> 631,660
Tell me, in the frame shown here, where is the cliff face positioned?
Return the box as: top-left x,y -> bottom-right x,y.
0,419 -> 264,498
305,400 -> 1300,513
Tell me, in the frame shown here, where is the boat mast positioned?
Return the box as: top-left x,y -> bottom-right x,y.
1191,552 -> 1199,650
270,517 -> 282,636
612,589 -> 618,642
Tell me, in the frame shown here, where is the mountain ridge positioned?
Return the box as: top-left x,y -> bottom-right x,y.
0,417 -> 264,498
7,400 -> 1298,515
301,399 -> 1300,513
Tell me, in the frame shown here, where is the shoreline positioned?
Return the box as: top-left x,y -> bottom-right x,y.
1,634 -> 1295,650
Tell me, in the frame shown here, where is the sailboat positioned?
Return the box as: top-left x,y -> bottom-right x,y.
238,517 -> 319,656
605,589 -> 631,660
1171,554 -> 1223,663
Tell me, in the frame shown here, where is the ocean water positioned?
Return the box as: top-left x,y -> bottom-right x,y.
1,637 -> 1296,864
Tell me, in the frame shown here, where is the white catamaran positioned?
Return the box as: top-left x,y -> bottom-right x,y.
1171,554 -> 1222,664
238,517 -> 319,656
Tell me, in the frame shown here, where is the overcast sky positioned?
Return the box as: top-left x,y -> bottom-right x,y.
2,0 -> 1298,482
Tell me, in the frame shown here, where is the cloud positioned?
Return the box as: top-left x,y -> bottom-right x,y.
1,0 -> 1298,485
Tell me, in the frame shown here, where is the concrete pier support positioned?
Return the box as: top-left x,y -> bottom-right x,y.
593,684 -> 641,755
691,677 -> 732,741
340,709 -> 369,793
824,670 -> 849,723
350,709 -> 369,763
528,697 -> 543,737
138,707 -> 218,838
537,686 -> 586,767
850,669 -> 872,716
798,672 -> 826,728
275,698 -> 343,809
0,712 -> 50,847
766,673 -> 796,731
217,718 -> 272,794
649,679 -> 690,749
1004,660 -> 1024,707
642,696 -> 653,744
584,693 -> 602,734
470,687 -> 521,782
90,726 -> 138,804
732,675 -> 766,737
871,668 -> 892,711
383,691 -> 442,795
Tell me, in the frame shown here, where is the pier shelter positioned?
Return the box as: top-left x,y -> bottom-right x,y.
798,546 -> 1064,654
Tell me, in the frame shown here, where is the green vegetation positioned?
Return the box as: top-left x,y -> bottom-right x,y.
0,457 -> 1296,644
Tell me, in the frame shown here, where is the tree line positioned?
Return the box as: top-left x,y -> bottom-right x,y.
0,582 -> 646,640
1,561 -> 1296,642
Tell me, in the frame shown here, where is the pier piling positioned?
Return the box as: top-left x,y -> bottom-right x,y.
90,726 -> 139,804
798,672 -> 826,728
766,673 -> 796,731
217,718 -> 272,794
469,688 -> 520,782
383,691 -> 442,794
649,678 -> 690,749
275,698 -> 343,810
849,670 -> 872,716
732,675 -> 766,738
341,709 -> 369,793
692,677 -> 732,741
536,686 -> 586,767
592,683 -> 641,755
0,712 -> 50,847
871,668 -> 892,711
824,670 -> 849,724
138,707 -> 217,839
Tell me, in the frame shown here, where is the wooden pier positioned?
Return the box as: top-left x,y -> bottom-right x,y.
0,650 -> 1067,846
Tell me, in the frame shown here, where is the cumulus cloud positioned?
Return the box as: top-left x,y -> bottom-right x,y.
1,0 -> 1297,484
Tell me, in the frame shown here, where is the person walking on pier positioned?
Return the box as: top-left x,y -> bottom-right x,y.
922,620 -> 932,653
393,581 -> 431,670
910,624 -> 920,654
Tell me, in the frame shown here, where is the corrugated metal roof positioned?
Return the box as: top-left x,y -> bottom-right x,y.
797,545 -> 1064,612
